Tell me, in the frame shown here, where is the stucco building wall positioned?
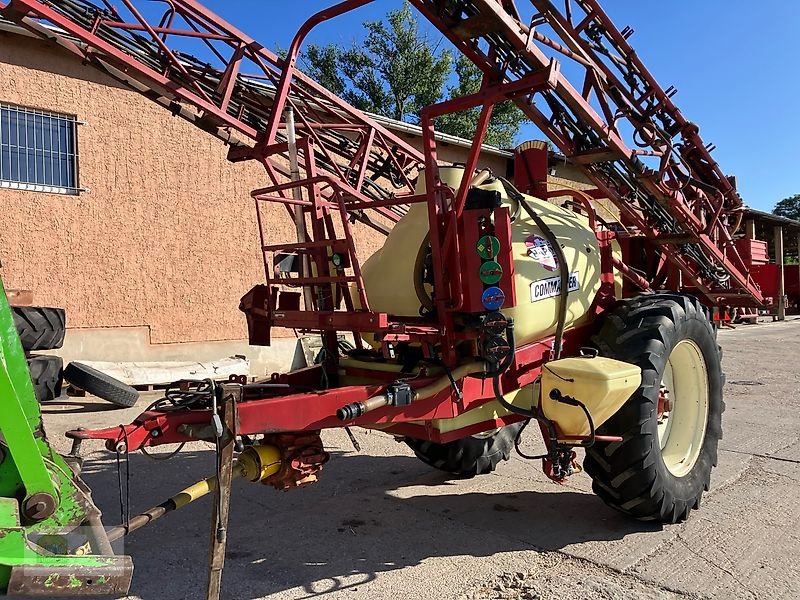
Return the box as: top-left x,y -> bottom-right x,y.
0,30 -> 511,368
0,32 -> 402,346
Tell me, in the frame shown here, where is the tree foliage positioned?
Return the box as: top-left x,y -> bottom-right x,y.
773,194 -> 800,221
301,3 -> 524,147
304,4 -> 451,123
435,55 -> 525,148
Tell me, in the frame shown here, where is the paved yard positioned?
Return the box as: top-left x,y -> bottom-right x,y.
41,319 -> 800,599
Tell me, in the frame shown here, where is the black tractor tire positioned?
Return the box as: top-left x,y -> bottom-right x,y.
27,355 -> 64,402
405,422 -> 524,477
585,293 -> 724,524
13,306 -> 66,351
63,362 -> 140,408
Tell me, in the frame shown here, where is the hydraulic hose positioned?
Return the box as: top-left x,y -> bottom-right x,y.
497,177 -> 569,359
481,318 -> 517,378
475,319 -> 561,444
336,362 -> 485,420
548,388 -> 596,448
490,374 -> 559,445
413,233 -> 435,314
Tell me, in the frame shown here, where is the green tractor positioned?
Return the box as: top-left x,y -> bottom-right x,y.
0,277 -> 132,595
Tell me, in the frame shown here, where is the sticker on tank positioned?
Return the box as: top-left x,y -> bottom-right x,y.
530,272 -> 580,302
525,234 -> 559,271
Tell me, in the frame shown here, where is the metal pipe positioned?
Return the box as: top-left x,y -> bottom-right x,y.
86,513 -> 115,556
611,256 -> 653,293
105,445 -> 281,542
286,106 -> 315,311
775,225 -> 786,321
336,363 -> 485,421
106,467 -> 242,543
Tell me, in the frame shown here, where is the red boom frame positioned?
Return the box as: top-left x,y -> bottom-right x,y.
0,0 -> 764,452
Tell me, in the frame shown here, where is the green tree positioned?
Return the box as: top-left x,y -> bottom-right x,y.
773,194 -> 800,221
303,3 -> 451,123
436,55 -> 525,148
301,3 -> 524,147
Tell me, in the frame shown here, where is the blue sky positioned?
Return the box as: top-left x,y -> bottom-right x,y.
198,1 -> 800,211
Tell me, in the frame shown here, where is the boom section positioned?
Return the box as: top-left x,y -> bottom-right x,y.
0,0 -> 426,231
0,0 -> 762,305
409,0 -> 761,304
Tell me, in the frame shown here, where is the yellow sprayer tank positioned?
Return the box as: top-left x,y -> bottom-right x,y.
360,167 -> 602,347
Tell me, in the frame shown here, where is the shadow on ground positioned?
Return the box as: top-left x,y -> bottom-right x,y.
74,447 -> 659,600
40,397 -> 122,415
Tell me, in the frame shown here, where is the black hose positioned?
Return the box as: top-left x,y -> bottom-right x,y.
491,375 -> 534,418
413,234 -> 435,314
548,389 -> 596,448
472,317 -> 558,444
483,322 -> 558,441
575,399 -> 596,448
473,318 -> 517,381
513,419 -> 549,460
491,375 -> 560,442
496,177 -> 569,359
492,319 -> 517,376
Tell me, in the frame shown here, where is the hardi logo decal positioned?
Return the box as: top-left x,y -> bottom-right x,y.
525,234 -> 558,271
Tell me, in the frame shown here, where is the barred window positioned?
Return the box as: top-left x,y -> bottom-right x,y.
0,103 -> 80,195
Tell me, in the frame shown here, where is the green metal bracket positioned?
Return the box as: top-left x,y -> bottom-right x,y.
0,498 -> 132,595
0,277 -> 133,595
0,278 -> 58,504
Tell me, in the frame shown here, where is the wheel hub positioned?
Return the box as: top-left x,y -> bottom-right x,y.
657,339 -> 710,477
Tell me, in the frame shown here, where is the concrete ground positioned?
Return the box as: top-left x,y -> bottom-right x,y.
40,319 -> 800,600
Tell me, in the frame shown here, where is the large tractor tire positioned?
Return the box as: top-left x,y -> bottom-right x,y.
27,355 -> 64,402
585,294 -> 723,523
12,306 -> 66,351
405,422 -> 523,477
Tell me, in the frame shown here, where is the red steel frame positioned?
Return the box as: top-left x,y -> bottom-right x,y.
408,0 -> 762,306
0,0 -> 765,450
68,324 -> 601,451
0,0 -> 426,230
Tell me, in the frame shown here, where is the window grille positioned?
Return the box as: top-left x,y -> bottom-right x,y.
0,103 -> 80,195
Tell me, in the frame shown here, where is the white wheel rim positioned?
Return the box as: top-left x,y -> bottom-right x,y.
658,339 -> 709,477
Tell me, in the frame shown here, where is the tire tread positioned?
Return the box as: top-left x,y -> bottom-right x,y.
405,423 -> 523,477
63,362 -> 140,408
27,355 -> 64,402
584,294 -> 724,524
13,306 -> 66,351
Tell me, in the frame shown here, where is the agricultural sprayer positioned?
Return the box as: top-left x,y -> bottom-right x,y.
0,0 -> 763,596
